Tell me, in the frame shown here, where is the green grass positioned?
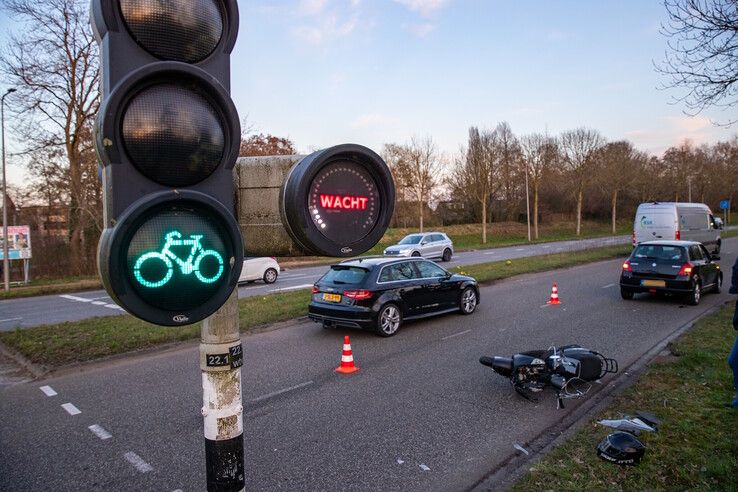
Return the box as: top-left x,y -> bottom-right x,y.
511,305 -> 738,491
365,220 -> 632,255
0,276 -> 103,300
0,245 -> 629,368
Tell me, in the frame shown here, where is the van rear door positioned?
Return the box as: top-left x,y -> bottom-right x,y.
635,211 -> 677,242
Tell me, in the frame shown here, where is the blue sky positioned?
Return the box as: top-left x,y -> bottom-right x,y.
2,0 -> 738,185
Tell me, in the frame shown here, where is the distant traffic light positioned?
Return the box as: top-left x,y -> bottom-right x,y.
92,0 -> 243,326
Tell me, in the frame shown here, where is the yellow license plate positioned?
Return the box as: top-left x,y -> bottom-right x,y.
322,293 -> 342,302
642,280 -> 665,287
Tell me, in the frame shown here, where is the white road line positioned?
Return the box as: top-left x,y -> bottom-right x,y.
39,385 -> 57,397
601,283 -> 615,289
91,301 -> 107,306
483,251 -> 496,255
124,452 -> 153,473
87,296 -> 112,301
540,304 -> 552,308
441,329 -> 471,340
281,274 -> 313,280
105,304 -> 124,310
88,424 -> 112,440
59,294 -> 92,303
0,317 -> 22,323
514,248 -> 524,251
269,283 -> 313,293
251,381 -> 314,403
542,245 -> 551,248
61,403 -> 81,415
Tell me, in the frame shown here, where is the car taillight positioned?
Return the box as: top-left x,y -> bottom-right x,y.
622,260 -> 632,272
675,230 -> 680,240
343,290 -> 373,300
311,286 -> 319,294
677,262 -> 693,276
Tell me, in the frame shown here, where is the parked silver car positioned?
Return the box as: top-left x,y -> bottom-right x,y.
383,232 -> 454,261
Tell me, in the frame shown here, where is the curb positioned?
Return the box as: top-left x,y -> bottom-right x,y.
470,300 -> 731,492
0,340 -> 49,379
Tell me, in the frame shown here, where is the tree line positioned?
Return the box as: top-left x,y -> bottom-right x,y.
385,126 -> 737,241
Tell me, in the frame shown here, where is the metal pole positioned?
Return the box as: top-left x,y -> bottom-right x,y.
525,164 -> 531,242
200,288 -> 245,491
2,88 -> 16,292
687,176 -> 692,202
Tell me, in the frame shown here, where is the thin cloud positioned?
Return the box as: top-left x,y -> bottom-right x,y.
298,0 -> 328,16
292,13 -> 358,45
394,0 -> 450,17
404,22 -> 435,37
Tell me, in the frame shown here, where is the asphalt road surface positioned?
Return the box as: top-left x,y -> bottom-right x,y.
0,235 -> 628,330
1,237 -> 735,491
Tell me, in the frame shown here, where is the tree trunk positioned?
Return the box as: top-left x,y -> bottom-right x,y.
533,187 -> 539,240
576,189 -> 583,236
481,200 -> 487,244
611,189 -> 618,235
418,198 -> 423,232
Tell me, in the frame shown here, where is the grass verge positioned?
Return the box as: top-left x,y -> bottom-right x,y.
0,277 -> 103,300
511,304 -> 738,491
0,245 -> 630,368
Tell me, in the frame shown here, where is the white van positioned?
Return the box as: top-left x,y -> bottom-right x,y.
632,202 -> 722,255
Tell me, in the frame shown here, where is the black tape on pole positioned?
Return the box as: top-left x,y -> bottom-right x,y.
205,434 -> 245,491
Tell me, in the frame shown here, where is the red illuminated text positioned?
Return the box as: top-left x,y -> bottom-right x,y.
319,194 -> 369,210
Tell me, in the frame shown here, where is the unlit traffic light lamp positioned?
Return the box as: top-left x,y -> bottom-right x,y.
92,0 -> 243,327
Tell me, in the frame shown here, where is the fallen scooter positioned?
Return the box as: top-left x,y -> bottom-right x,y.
479,345 -> 618,408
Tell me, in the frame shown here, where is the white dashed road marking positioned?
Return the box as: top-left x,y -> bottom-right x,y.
124,452 -> 153,473
0,317 -> 22,323
441,329 -> 471,340
59,294 -> 92,303
88,425 -> 112,440
602,283 -> 615,288
39,386 -> 57,397
61,403 -> 81,415
484,251 -> 496,255
91,301 -> 107,306
515,248 -> 524,251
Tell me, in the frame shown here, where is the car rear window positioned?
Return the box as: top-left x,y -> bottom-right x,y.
321,266 -> 369,285
633,245 -> 686,262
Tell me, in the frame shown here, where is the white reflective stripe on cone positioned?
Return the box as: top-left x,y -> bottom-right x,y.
341,355 -> 353,362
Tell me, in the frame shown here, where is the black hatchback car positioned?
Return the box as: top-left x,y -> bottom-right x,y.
308,257 -> 479,336
620,240 -> 722,305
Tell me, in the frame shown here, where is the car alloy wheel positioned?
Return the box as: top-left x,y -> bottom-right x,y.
688,278 -> 701,306
460,287 -> 477,314
377,304 -> 401,336
263,268 -> 278,284
442,248 -> 452,262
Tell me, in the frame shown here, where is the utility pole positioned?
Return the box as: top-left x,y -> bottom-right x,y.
200,289 -> 245,491
525,163 -> 531,242
1,87 -> 17,292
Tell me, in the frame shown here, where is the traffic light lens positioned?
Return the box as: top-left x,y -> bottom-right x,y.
125,203 -> 233,314
120,0 -> 224,63
122,83 -> 225,187
308,161 -> 380,245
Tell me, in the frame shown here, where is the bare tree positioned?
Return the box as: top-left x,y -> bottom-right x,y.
384,137 -> 443,232
560,128 -> 605,236
491,122 -> 523,221
662,140 -> 696,201
448,127 -> 497,243
658,0 -> 738,123
1,0 -> 100,274
595,141 -> 641,234
520,133 -> 558,239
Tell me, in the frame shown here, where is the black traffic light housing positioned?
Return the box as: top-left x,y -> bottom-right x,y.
92,1 -> 243,326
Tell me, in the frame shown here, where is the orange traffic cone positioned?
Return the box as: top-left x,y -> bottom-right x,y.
335,335 -> 359,374
547,281 -> 561,305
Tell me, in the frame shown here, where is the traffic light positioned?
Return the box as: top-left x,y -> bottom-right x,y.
236,145 -> 395,258
92,0 -> 243,326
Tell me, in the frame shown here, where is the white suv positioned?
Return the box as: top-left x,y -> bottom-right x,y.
383,232 -> 454,261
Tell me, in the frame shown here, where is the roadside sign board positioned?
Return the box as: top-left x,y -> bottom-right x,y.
720,200 -> 730,210
0,225 -> 32,260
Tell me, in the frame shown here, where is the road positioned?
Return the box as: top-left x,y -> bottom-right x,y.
0,235 -> 628,330
1,237 -> 735,491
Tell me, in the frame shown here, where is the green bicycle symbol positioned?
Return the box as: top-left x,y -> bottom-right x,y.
133,231 -> 224,288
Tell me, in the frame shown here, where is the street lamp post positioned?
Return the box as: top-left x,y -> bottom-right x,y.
2,87 -> 16,292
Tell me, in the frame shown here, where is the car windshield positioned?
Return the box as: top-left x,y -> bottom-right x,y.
321,266 -> 369,285
398,235 -> 423,245
633,245 -> 686,262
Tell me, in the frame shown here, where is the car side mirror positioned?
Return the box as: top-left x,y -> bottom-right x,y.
712,253 -> 720,261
